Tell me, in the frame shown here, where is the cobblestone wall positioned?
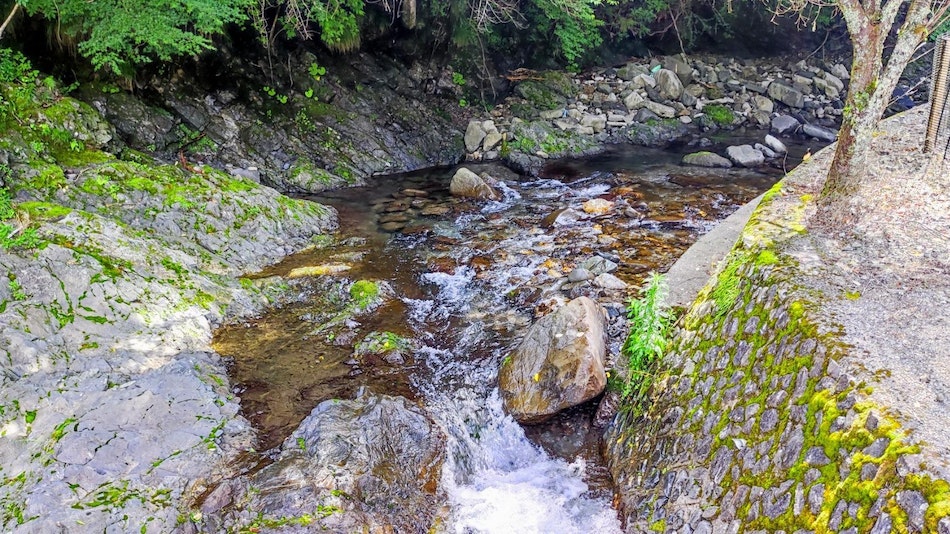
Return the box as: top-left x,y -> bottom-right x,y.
605,178 -> 950,533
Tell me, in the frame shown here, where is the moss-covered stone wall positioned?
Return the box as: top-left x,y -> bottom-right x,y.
606,173 -> 950,533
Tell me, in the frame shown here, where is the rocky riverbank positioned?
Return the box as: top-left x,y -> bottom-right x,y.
76,50 -> 467,194
0,57 -> 336,531
462,55 -> 854,174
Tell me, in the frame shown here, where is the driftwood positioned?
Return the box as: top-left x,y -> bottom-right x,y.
504,68 -> 543,82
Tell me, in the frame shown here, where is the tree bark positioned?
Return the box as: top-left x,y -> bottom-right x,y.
815,0 -> 930,229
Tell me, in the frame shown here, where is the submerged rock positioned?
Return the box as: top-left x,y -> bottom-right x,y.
499,297 -> 608,424
803,123 -> 838,142
726,145 -> 766,168
682,151 -> 733,168
450,167 -> 500,200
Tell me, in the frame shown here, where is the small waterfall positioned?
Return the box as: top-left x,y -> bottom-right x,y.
405,257 -> 622,533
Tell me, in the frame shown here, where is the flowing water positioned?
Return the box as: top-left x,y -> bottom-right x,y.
213,141 -> 809,532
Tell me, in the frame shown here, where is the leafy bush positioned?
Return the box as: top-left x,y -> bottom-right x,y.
16,0 -> 250,73
620,272 -> 672,403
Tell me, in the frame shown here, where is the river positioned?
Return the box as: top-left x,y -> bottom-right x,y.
212,140 -> 808,532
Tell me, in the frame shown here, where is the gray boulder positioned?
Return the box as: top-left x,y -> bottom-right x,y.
771,115 -> 801,135
644,99 -> 677,119
464,120 -> 487,152
664,57 -> 694,85
726,145 -> 766,167
682,151 -> 733,168
764,134 -> 787,154
655,69 -> 685,101
767,82 -> 805,108
830,63 -> 851,80
450,167 -> 500,200
499,297 -> 608,423
623,91 -> 645,110
803,123 -> 838,142
235,394 -> 445,533
753,95 -> 774,113
617,63 -> 648,81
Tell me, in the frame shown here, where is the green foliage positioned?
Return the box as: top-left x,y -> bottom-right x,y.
0,187 -> 44,251
254,0 -> 363,53
452,72 -> 466,86
529,0 -> 603,68
621,272 -> 672,403
0,47 -> 36,84
16,0 -> 251,73
309,62 -> 327,81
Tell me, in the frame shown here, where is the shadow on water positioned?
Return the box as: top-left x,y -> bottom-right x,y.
212,137 -> 819,530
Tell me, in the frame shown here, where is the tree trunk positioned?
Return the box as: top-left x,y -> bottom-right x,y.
815,21 -> 885,227
815,0 -> 931,229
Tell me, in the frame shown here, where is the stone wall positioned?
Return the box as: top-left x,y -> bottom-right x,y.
605,156 -> 950,532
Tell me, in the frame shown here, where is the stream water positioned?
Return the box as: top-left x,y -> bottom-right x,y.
213,140 -> 810,532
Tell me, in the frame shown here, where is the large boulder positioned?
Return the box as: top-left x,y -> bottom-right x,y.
499,297 -> 608,423
654,68 -> 685,101
214,394 -> 446,533
726,145 -> 766,167
682,151 -> 733,168
450,167 -> 500,200
464,120 -> 487,152
767,82 -> 805,108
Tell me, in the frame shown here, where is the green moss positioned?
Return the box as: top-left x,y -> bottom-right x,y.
756,249 -> 778,266
703,104 -> 735,126
17,202 -> 72,220
709,251 -> 747,316
354,331 -> 409,356
349,280 -> 380,310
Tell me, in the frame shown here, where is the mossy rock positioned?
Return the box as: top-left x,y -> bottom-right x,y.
515,79 -> 569,111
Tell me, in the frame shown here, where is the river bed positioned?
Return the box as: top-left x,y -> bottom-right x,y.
212,140 -> 811,532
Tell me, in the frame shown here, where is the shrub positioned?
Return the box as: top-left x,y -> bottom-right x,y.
621,272 -> 672,403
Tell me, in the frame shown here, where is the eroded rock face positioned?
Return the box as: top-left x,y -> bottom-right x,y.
208,393 -> 446,533
499,296 -> 608,424
450,167 -> 500,200
80,51 -> 465,194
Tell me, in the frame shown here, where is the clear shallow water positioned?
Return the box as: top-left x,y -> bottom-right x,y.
214,142 -> 808,532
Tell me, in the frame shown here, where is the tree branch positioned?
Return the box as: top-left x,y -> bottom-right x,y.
0,2 -> 20,40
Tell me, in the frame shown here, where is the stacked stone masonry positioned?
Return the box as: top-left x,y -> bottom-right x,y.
605,178 -> 950,533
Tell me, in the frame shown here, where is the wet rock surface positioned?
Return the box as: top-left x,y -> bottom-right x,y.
498,296 -> 608,423
0,89 -> 336,530
203,393 -> 445,534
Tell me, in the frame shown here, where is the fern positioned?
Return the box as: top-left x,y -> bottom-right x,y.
621,272 -> 672,403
